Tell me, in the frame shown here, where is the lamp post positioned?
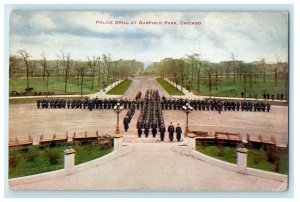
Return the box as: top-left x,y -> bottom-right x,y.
182,102 -> 193,135
114,102 -> 123,134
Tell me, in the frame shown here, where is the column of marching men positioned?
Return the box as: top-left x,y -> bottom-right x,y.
136,89 -> 165,140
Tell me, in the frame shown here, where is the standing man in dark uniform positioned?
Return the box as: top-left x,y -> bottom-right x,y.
144,121 -> 150,138
137,122 -> 143,138
175,124 -> 182,142
159,124 -> 165,141
168,122 -> 175,141
123,116 -> 130,132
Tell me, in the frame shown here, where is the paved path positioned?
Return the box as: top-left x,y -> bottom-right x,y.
10,143 -> 286,191
122,76 -> 171,99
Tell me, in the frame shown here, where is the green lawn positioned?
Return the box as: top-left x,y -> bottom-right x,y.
156,78 -> 184,96
9,143 -> 113,178
9,76 -> 103,95
106,79 -> 132,95
196,144 -> 288,175
174,76 -> 287,99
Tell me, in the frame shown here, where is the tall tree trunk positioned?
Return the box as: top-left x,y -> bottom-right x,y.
215,72 -> 218,90
263,69 -> 266,83
98,66 -> 101,86
243,74 -> 246,93
197,71 -> 200,92
43,65 -> 46,81
208,74 -> 212,98
64,71 -> 68,93
26,62 -> 29,89
181,72 -> 183,92
81,76 -> 84,98
275,69 -> 278,87
234,68 -> 236,84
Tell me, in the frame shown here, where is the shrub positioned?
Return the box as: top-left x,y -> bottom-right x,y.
23,150 -> 36,162
9,154 -> 18,168
217,145 -> 225,157
20,147 -> 30,153
265,145 -> 280,163
46,150 -> 60,164
253,152 -> 263,164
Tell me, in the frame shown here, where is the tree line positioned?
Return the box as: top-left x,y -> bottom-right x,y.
146,54 -> 288,99
10,50 -> 144,95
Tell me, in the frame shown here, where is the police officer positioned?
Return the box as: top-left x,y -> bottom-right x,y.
175,124 -> 182,142
144,121 -> 150,138
159,124 -> 165,141
123,116 -> 130,132
37,99 -> 41,109
168,122 -> 175,141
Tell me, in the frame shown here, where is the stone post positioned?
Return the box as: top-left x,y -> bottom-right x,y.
32,135 -> 39,146
113,134 -> 123,152
64,146 -> 76,175
237,147 -> 248,171
186,132 -> 196,151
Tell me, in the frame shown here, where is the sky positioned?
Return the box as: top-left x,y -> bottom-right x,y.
9,11 -> 289,67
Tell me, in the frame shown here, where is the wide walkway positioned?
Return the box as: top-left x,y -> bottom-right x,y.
10,143 -> 286,191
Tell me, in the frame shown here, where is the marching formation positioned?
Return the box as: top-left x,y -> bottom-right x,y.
160,98 -> 271,113
136,89 -> 166,140
37,97 -> 139,111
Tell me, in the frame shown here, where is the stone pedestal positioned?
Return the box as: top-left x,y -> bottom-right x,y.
237,147 -> 248,171
186,132 -> 196,151
32,136 -> 39,146
64,147 -> 75,175
114,134 -> 123,152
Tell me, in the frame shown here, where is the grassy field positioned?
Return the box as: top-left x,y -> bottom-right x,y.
9,143 -> 113,178
106,79 -> 132,95
9,76 -> 104,95
174,76 -> 287,99
156,78 -> 184,96
196,144 -> 288,175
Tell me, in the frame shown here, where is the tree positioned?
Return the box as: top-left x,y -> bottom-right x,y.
87,56 -> 97,90
259,58 -> 267,83
17,49 -> 31,89
281,62 -> 288,101
204,62 -> 215,98
57,51 -> 71,93
40,52 -> 51,91
9,55 -> 19,77
77,61 -> 87,97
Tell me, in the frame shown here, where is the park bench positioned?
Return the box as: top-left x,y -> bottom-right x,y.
9,136 -> 33,148
247,134 -> 276,149
191,131 -> 209,137
39,133 -> 69,145
214,132 -> 242,146
72,131 -> 99,144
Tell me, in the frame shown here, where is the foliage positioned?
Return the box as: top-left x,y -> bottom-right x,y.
9,153 -> 18,168
147,55 -> 288,99
23,150 -> 37,162
9,143 -> 113,178
196,143 -> 288,174
156,78 -> 184,95
106,79 -> 132,95
46,150 -> 60,165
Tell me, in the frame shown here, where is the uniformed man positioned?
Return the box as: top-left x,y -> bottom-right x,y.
123,116 -> 130,132
175,124 -> 182,142
168,122 -> 175,141
37,99 -> 41,109
159,124 -> 165,141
